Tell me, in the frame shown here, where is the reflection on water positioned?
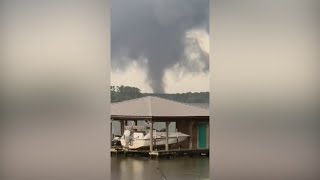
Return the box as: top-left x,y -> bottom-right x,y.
111,156 -> 209,180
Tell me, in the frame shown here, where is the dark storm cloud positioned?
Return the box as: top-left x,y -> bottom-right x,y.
111,0 -> 209,93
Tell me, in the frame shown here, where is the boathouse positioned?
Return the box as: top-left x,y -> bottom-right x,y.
111,96 -> 209,153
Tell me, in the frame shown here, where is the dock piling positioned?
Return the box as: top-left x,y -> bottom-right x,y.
150,119 -> 154,152
165,122 -> 169,151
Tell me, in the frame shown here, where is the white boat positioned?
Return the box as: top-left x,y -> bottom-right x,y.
119,126 -> 189,149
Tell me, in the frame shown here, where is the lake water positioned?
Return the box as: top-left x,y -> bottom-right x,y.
111,156 -> 209,180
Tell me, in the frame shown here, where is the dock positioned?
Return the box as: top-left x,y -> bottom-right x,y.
111,147 -> 209,159
110,147 -> 124,156
149,148 -> 209,159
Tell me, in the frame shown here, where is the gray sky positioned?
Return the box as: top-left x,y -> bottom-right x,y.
111,0 -> 209,93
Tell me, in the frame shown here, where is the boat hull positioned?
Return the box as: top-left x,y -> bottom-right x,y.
120,133 -> 189,149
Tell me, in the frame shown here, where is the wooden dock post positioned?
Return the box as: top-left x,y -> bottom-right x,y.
110,119 -> 113,142
120,120 -> 124,135
189,121 -> 194,150
165,121 -> 169,151
150,119 -> 154,152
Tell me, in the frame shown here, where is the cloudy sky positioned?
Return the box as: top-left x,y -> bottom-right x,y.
111,0 -> 209,93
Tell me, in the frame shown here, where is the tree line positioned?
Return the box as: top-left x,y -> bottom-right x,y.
111,85 -> 209,103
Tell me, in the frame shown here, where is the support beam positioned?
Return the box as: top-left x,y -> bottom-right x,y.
150,119 -> 154,152
165,122 -> 170,151
189,121 -> 194,150
120,121 -> 124,135
110,119 -> 113,142
134,120 -> 138,126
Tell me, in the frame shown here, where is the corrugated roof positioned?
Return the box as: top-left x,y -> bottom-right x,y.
111,96 -> 209,117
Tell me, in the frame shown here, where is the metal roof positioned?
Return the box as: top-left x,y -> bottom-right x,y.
111,96 -> 209,119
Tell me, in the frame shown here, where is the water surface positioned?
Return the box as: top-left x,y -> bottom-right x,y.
111,156 -> 209,180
